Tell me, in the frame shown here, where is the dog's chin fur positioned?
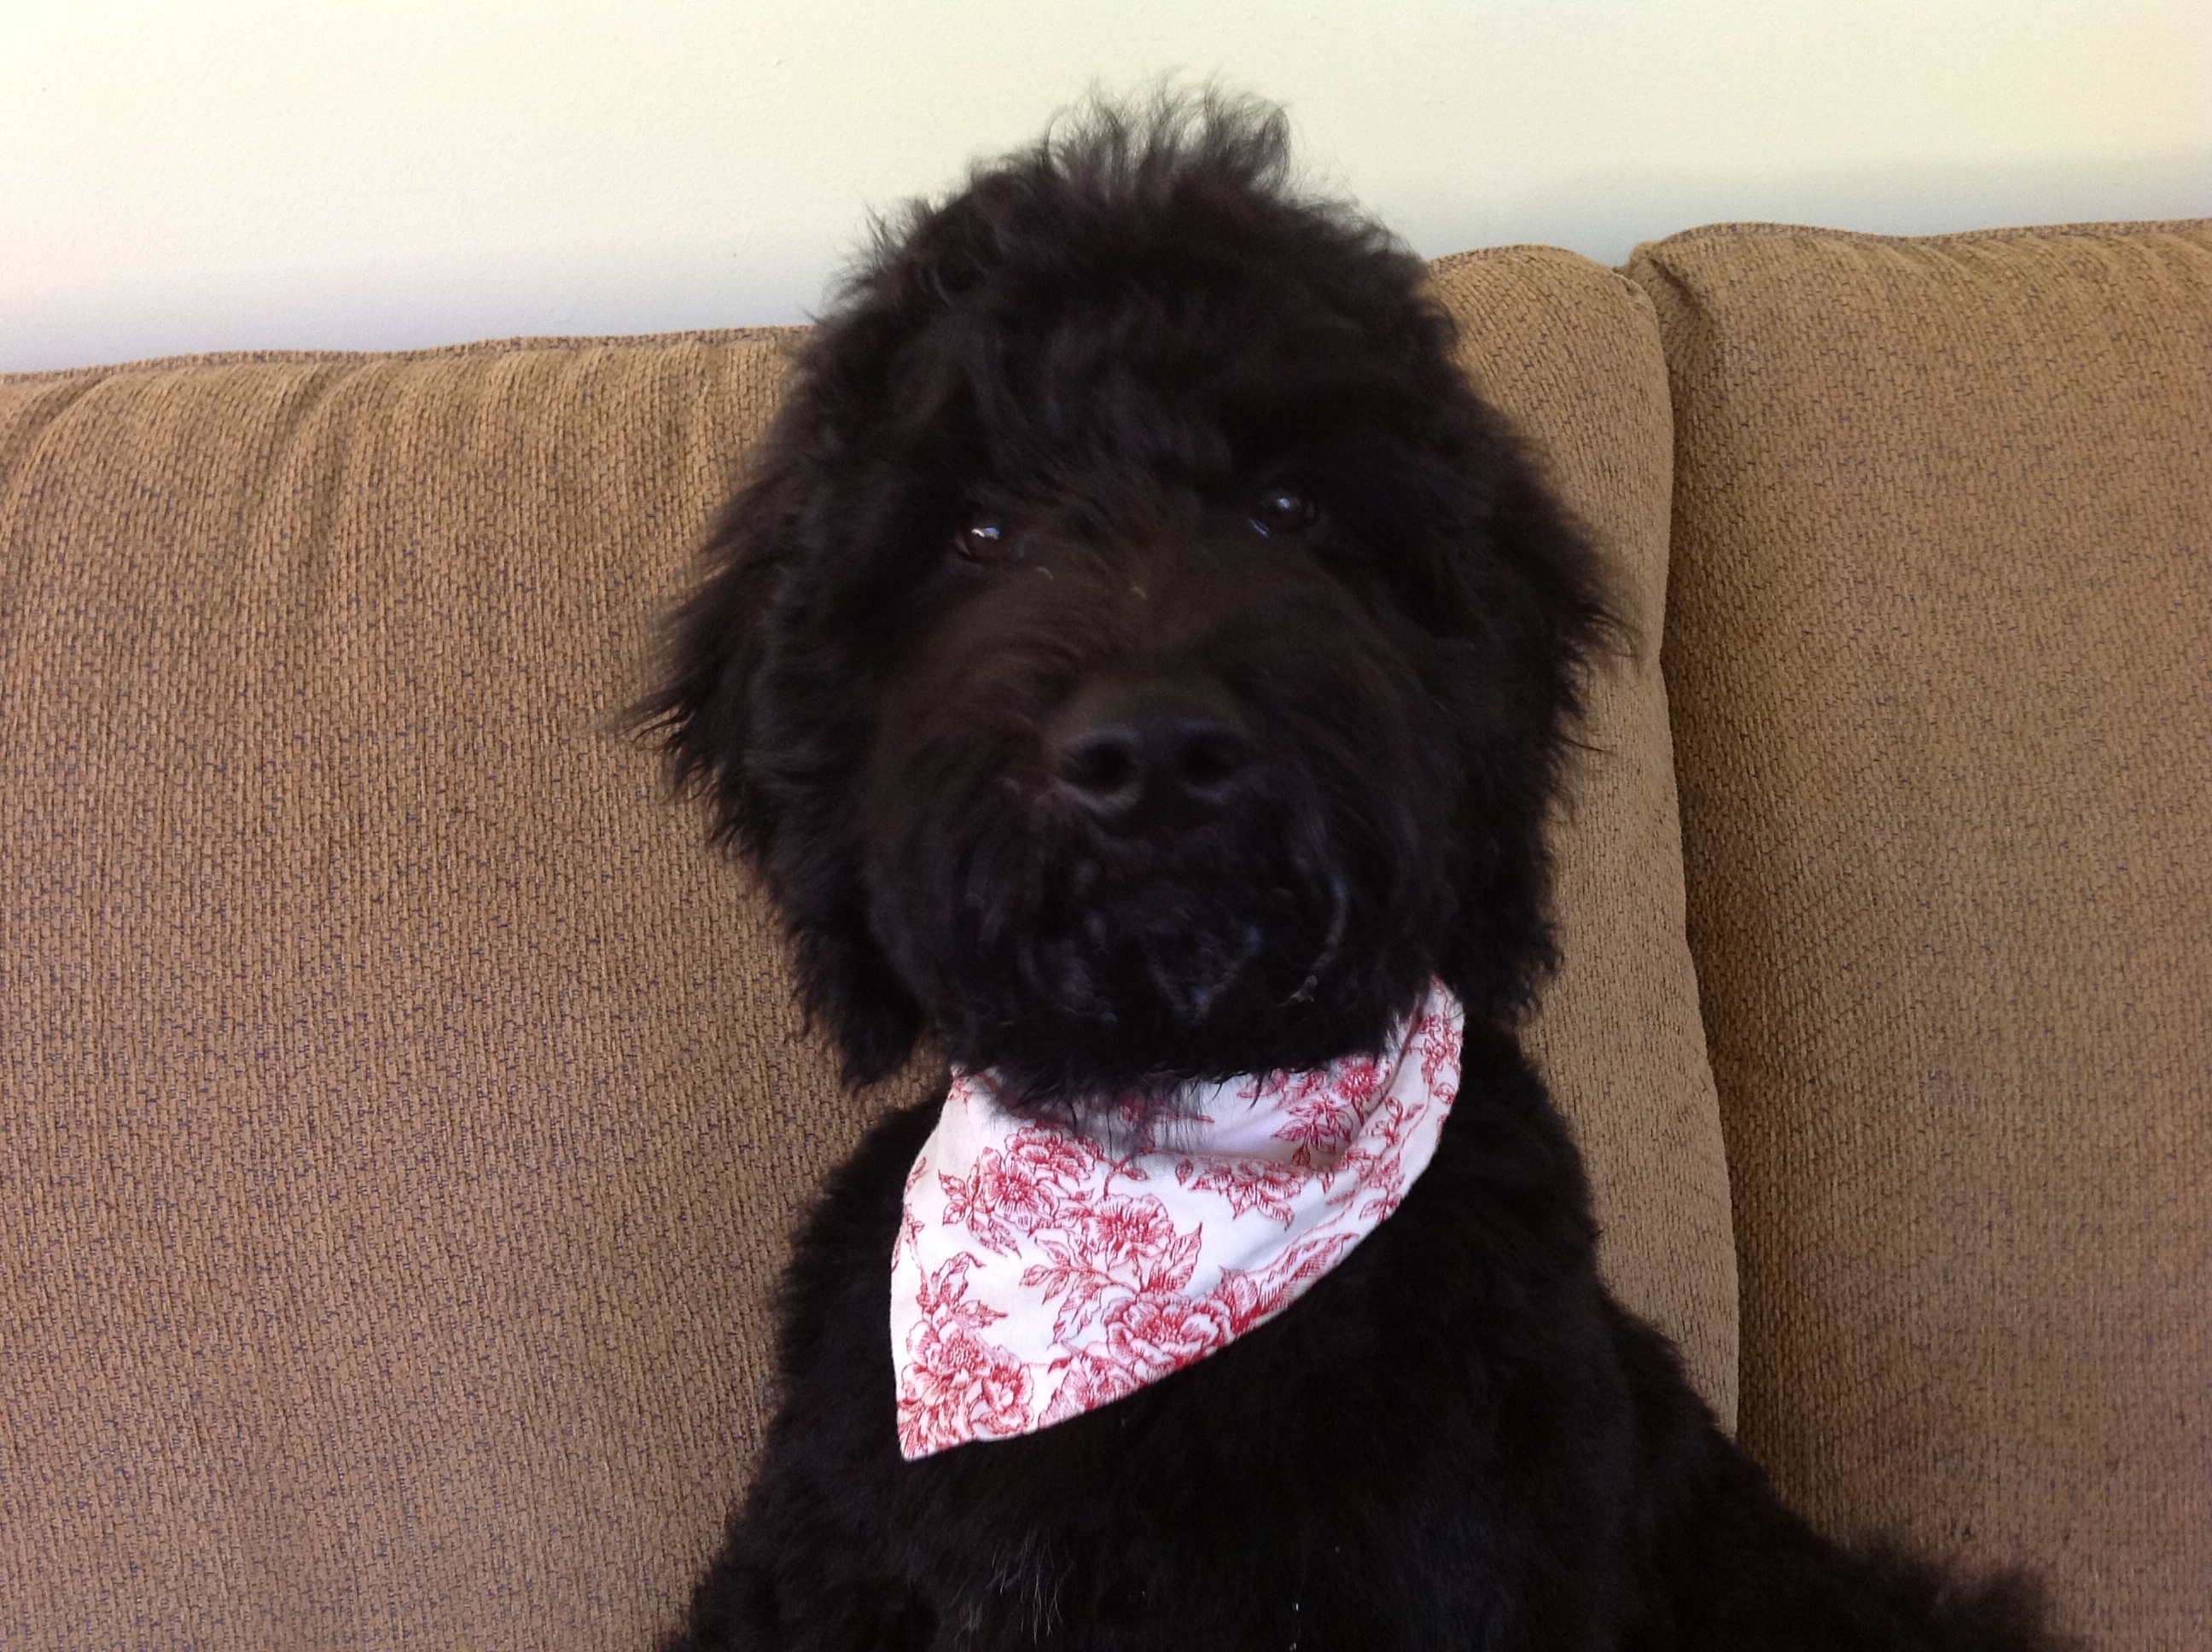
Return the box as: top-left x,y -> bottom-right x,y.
639,90 -> 2071,1652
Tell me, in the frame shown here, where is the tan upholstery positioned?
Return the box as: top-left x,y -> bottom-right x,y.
1628,219 -> 2212,1651
0,248 -> 1718,1649
0,330 -> 905,1649
1431,249 -> 1737,1421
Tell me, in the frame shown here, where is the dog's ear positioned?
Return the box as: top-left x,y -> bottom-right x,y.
637,444 -> 928,1090
639,471 -> 782,858
1429,417 -> 1617,1030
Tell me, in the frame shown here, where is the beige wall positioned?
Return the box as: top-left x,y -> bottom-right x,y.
3,0 -> 2208,373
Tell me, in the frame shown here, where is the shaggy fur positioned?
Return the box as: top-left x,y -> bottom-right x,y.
641,94 -> 2069,1651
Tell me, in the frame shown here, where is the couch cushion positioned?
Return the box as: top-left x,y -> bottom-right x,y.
1431,249 -> 1737,1420
1629,219 -> 2211,1650
0,248 -> 1716,1649
0,329 -> 873,1652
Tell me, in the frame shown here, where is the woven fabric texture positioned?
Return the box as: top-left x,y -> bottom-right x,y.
0,247 -> 1717,1649
1431,249 -> 1736,1419
1631,219 -> 2212,1650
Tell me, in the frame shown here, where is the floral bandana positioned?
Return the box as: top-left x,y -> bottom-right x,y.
890,981 -> 1464,1459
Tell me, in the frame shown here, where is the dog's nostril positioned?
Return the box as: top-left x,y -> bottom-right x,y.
1177,729 -> 1251,797
1049,684 -> 1256,823
1059,734 -> 1143,805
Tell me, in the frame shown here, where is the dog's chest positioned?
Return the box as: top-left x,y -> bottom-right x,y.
880,1156 -> 1544,1648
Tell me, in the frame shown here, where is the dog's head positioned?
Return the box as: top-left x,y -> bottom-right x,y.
643,96 -> 1610,1117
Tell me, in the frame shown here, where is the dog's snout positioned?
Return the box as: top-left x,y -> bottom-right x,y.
1049,678 -> 1257,827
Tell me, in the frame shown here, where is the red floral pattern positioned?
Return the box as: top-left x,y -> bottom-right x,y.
890,982 -> 1464,1458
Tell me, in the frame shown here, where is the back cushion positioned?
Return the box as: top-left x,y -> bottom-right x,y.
0,247 -> 1720,1649
0,331 -> 889,1650
1432,250 -> 1738,1421
1628,220 -> 2212,1651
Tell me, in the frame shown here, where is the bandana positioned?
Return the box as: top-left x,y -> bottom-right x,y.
890,981 -> 1464,1458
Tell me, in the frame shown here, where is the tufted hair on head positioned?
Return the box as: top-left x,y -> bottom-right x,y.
639,91 -> 1612,1098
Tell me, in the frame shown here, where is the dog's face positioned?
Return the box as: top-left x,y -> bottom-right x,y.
647,104 -> 1606,1117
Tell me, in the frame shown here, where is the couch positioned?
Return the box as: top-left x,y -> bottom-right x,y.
3,216 -> 2204,1649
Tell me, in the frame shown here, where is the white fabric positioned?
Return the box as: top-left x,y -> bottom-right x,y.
890,982 -> 1465,1458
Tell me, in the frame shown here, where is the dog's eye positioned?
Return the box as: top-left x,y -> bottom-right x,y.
953,515 -> 1015,564
1249,483 -> 1318,538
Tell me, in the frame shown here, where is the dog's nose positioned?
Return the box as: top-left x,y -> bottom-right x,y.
1048,678 -> 1257,828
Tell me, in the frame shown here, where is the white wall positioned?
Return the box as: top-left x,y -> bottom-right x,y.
4,0 -> 2207,373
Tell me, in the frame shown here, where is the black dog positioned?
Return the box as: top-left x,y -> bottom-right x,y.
642,95 -> 2066,1652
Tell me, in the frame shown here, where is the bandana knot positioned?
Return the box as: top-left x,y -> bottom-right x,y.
890,982 -> 1464,1458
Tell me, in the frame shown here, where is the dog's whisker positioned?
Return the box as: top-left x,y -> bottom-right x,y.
1286,868 -> 1349,1007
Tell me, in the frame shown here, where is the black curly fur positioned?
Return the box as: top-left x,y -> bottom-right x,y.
639,91 -> 2072,1651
